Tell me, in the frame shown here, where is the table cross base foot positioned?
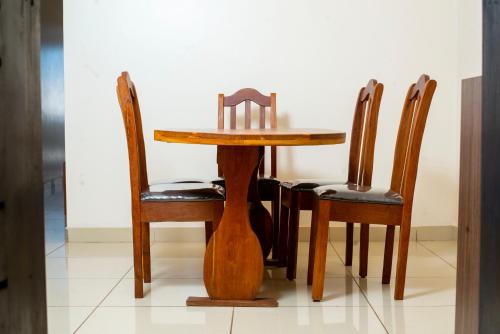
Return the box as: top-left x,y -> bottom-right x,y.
186,296 -> 278,307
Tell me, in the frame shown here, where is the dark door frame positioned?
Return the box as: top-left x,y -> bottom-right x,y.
0,1 -> 48,333
480,1 -> 500,333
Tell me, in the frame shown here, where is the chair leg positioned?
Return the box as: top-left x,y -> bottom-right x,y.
271,184 -> 281,260
307,200 -> 319,285
359,224 -> 370,278
382,225 -> 395,284
345,222 -> 354,266
132,218 -> 144,298
204,221 -> 213,246
311,199 -> 331,302
142,222 -> 151,283
394,216 -> 411,300
278,199 -> 290,267
286,192 -> 300,280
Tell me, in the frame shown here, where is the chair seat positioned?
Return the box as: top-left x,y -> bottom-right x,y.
314,183 -> 404,205
212,176 -> 280,188
281,179 -> 345,191
141,182 -> 225,202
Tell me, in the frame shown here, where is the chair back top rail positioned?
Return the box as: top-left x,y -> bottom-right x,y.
389,74 -> 437,203
347,79 -> 384,187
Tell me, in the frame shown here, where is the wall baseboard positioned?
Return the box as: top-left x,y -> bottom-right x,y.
67,225 -> 457,243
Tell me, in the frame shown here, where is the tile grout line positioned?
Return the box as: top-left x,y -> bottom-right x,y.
45,242 -> 66,257
329,240 -> 390,334
72,264 -> 134,333
71,239 -> 158,333
229,307 -> 235,334
417,241 -> 457,270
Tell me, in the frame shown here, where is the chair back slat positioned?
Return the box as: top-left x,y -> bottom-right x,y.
245,100 -> 251,129
218,88 -> 278,177
116,72 -> 149,199
230,106 -> 237,129
217,94 -> 225,128
259,106 -> 266,128
347,79 -> 384,187
390,74 -> 437,203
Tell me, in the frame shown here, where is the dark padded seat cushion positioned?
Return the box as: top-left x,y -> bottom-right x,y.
212,176 -> 280,188
281,179 -> 344,191
314,183 -> 404,205
141,182 -> 225,202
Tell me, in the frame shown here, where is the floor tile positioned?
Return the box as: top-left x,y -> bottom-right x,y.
102,278 -> 207,306
45,257 -> 132,278
265,242 -> 351,280
46,242 -> 66,256
346,255 -> 456,279
47,306 -> 93,334
46,278 -> 120,306
333,241 -> 435,259
373,305 -> 455,334
232,306 -> 386,334
124,258 -> 204,279
355,277 -> 456,306
48,242 -> 133,258
259,278 -> 369,307
76,307 -> 232,334
419,241 -> 457,268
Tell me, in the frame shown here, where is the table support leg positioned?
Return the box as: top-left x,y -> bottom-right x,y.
187,146 -> 277,307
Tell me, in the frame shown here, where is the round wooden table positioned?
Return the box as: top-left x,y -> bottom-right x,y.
154,128 -> 345,306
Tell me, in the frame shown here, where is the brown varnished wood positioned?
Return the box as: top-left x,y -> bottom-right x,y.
286,192 -> 300,279
230,106 -> 237,129
117,72 -> 224,299
359,224 -> 369,277
247,149 -> 273,259
140,201 -> 222,222
345,223 -> 354,266
154,128 -> 346,146
218,89 -> 277,177
217,89 -> 280,259
117,72 -> 144,298
217,94 -> 224,129
204,146 -> 267,301
310,75 -> 437,301
223,88 -> 272,107
245,100 -> 251,128
456,77 -> 481,334
280,79 -> 383,278
186,296 -> 277,307
142,222 -> 151,283
382,225 -> 395,284
311,199 -> 330,301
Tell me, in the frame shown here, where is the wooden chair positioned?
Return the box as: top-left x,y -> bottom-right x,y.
214,88 -> 281,260
280,79 -> 384,279
308,75 -> 437,301
116,72 -> 225,298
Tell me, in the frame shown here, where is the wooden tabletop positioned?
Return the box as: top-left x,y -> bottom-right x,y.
154,128 -> 346,146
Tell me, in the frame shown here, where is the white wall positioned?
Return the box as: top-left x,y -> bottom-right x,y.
458,0 -> 482,78
65,0 -> 462,229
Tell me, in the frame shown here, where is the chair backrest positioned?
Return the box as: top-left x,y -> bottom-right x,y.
347,79 -> 384,187
116,72 -> 149,201
390,74 -> 437,204
218,88 -> 277,177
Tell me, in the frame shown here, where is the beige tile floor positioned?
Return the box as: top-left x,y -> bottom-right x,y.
45,239 -> 457,334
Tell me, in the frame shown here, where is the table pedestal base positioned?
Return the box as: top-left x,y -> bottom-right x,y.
186,296 -> 278,307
